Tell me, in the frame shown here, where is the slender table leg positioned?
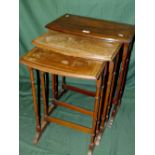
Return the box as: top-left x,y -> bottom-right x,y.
45,73 -> 49,107
117,41 -> 134,101
28,67 -> 41,132
52,75 -> 58,100
95,65 -> 107,146
110,43 -> 130,125
40,71 -> 48,118
28,67 -> 42,144
62,76 -> 66,89
88,75 -> 102,155
59,76 -> 68,97
105,53 -> 120,128
28,68 -> 56,144
96,61 -> 114,142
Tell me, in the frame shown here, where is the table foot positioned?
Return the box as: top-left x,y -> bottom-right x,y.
88,150 -> 92,155
32,104 -> 56,144
95,136 -> 101,146
95,125 -> 106,143
33,131 -> 41,144
108,103 -> 121,128
88,143 -> 95,155
32,119 -> 48,144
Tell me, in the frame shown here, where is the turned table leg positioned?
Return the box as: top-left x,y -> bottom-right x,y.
110,43 -> 131,125
88,75 -> 102,155
62,76 -> 66,90
96,61 -> 115,142
52,75 -> 58,100
28,68 -> 56,144
40,72 -> 48,118
105,53 -> 120,128
28,67 -> 41,144
94,65 -> 107,146
28,67 -> 42,144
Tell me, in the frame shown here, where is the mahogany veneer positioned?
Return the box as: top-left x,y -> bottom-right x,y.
32,30 -> 121,61
45,13 -> 135,128
20,13 -> 134,155
20,47 -> 105,80
46,14 -> 134,43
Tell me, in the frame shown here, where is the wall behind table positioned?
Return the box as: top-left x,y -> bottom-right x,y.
19,0 -> 135,88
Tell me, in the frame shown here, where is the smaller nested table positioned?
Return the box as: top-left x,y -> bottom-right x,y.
20,22 -> 121,154
20,47 -> 107,155
32,30 -> 122,143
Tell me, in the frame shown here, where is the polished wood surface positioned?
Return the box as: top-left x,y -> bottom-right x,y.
46,14 -> 135,43
20,48 -> 105,80
32,30 -> 121,61
20,14 -> 134,153
45,14 -> 135,128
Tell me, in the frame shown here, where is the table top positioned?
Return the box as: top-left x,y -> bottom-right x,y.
32,30 -> 121,61
45,14 -> 135,43
20,48 -> 105,80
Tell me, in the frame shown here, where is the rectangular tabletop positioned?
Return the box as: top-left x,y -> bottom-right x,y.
45,14 -> 135,43
20,48 -> 105,80
32,30 -> 121,61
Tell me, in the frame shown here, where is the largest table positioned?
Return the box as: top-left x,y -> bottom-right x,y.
45,13 -> 135,126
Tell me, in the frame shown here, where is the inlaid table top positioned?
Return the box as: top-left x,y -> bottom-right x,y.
32,30 -> 121,61
45,14 -> 135,43
20,48 -> 105,80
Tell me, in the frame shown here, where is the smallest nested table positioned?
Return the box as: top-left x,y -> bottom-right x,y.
20,47 -> 107,155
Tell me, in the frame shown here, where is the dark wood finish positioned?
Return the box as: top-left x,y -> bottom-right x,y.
96,61 -> 115,141
20,48 -> 105,80
63,84 -> 96,97
46,14 -> 135,43
105,52 -> 120,122
53,99 -> 93,116
95,64 -> 107,137
88,75 -> 102,155
20,14 -> 134,154
45,14 -> 135,128
40,71 -> 48,117
62,76 -> 66,91
113,43 -> 129,104
109,42 -> 133,126
52,74 -> 58,99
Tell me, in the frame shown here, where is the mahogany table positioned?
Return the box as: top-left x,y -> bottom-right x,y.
20,13 -> 134,155
45,14 -> 135,127
32,30 -> 122,144
20,42 -> 120,155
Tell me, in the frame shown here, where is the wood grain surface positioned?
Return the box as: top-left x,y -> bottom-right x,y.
20,48 -> 105,80
45,14 -> 135,43
32,30 -> 121,61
